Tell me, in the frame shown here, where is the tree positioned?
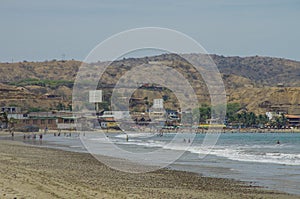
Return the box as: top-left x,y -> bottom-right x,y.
226,103 -> 241,123
258,114 -> 269,126
193,104 -> 211,123
57,103 -> 65,111
247,112 -> 257,127
8,117 -> 17,133
0,112 -> 9,128
162,95 -> 169,101
275,114 -> 287,128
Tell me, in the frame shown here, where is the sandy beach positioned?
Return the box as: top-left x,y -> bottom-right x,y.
0,139 -> 299,199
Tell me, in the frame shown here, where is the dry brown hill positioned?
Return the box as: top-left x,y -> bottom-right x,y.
0,54 -> 299,114
0,60 -> 79,83
212,55 -> 300,87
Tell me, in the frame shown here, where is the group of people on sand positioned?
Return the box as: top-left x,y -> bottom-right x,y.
54,132 -> 72,137
183,138 -> 191,143
23,133 -> 43,140
53,132 -> 61,137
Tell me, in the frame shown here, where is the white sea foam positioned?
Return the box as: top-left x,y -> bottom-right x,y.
87,134 -> 300,166
115,133 -> 156,139
117,139 -> 300,166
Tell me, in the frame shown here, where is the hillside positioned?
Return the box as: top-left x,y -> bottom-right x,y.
212,55 -> 300,87
0,54 -> 299,114
0,60 -> 79,83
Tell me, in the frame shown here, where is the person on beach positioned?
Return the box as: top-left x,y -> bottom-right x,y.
44,126 -> 48,134
39,134 -> 43,140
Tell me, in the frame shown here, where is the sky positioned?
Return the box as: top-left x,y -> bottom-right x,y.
0,0 -> 299,62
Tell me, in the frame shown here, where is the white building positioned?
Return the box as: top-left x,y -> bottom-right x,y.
102,111 -> 130,120
153,99 -> 164,109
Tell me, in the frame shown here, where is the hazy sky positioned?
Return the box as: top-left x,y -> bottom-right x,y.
1,0 -> 299,62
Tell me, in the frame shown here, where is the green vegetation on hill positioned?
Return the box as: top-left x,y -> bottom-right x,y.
9,78 -> 74,89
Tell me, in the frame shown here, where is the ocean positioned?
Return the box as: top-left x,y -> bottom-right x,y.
19,132 -> 300,195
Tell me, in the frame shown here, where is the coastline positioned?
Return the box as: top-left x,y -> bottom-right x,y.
0,140 -> 299,198
1,127 -> 299,138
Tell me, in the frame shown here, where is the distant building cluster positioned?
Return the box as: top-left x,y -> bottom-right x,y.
1,95 -> 300,133
0,106 -> 82,131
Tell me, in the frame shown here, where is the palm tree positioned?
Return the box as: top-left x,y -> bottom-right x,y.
8,117 -> 18,133
258,114 -> 269,127
0,112 -> 9,129
273,114 -> 287,129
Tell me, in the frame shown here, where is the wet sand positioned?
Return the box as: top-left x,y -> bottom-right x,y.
0,140 -> 299,199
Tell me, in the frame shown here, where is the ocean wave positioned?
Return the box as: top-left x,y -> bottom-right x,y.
88,134 -> 300,166
125,141 -> 300,166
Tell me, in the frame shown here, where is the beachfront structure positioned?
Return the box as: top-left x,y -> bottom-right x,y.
266,111 -> 287,120
101,111 -> 130,120
96,111 -> 131,129
162,110 -> 180,127
12,111 -> 84,131
16,116 -> 57,130
149,110 -> 166,120
133,114 -> 151,126
285,114 -> 300,128
7,113 -> 28,120
97,112 -> 119,129
199,118 -> 226,129
57,116 -> 77,130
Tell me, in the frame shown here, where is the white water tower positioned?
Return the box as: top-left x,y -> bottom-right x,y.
89,90 -> 102,103
89,90 -> 102,112
153,98 -> 163,109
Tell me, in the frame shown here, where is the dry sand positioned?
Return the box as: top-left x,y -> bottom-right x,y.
0,140 -> 299,199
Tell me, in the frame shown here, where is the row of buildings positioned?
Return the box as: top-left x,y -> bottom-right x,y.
1,105 -> 300,132
0,104 -> 183,131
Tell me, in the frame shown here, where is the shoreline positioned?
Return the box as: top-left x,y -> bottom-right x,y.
1,127 -> 300,137
0,140 -> 299,198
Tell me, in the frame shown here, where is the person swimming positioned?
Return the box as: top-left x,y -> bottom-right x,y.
277,140 -> 280,144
